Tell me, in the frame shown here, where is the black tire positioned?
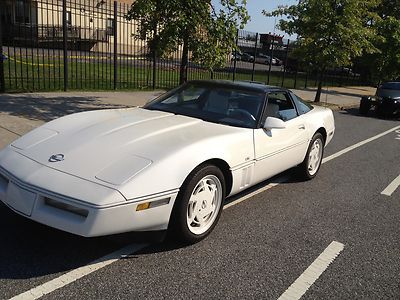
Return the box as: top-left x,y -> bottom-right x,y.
359,97 -> 372,115
169,164 -> 226,244
297,133 -> 325,180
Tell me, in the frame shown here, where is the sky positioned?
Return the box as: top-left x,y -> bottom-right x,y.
243,0 -> 297,37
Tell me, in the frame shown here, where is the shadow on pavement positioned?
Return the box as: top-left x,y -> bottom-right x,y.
0,202 -> 167,280
302,87 -> 370,99
0,168 -> 303,280
0,94 -> 129,123
132,170 -> 306,256
340,108 -> 400,121
0,203 -> 124,279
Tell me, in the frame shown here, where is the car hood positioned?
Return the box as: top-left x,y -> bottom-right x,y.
9,108 -> 245,188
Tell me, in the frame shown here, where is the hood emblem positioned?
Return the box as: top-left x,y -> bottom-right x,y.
49,154 -> 65,162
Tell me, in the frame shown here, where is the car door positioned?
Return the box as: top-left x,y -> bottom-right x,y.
252,91 -> 310,184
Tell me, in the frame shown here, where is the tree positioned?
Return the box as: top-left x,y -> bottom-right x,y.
264,0 -> 378,102
371,17 -> 400,82
360,0 -> 400,82
126,0 -> 249,84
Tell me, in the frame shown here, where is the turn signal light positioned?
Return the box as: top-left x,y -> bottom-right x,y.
136,198 -> 171,211
136,202 -> 150,211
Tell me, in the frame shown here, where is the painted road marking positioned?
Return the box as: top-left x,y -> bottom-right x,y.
225,125 -> 400,210
8,125 -> 399,299
8,57 -> 56,68
9,244 -> 147,300
322,125 -> 400,164
396,129 -> 400,140
278,241 -> 344,300
381,174 -> 400,196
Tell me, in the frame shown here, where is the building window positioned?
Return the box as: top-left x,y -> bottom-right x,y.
66,11 -> 72,26
106,18 -> 114,36
15,0 -> 32,24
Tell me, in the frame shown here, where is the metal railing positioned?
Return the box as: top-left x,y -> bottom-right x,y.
0,0 -> 366,93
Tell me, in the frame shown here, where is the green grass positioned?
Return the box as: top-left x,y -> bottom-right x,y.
2,57 -> 361,92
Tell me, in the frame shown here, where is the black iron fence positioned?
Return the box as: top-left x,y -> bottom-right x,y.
0,0 -> 366,93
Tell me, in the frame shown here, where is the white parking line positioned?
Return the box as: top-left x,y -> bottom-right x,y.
278,241 -> 345,300
9,244 -> 147,300
224,124 -> 400,210
396,129 -> 400,140
322,125 -> 400,164
8,125 -> 400,300
381,174 -> 400,197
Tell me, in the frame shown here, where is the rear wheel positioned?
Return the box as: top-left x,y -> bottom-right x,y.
297,133 -> 324,180
169,165 -> 225,244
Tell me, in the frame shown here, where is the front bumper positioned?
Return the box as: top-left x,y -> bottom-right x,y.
376,99 -> 400,115
0,150 -> 177,237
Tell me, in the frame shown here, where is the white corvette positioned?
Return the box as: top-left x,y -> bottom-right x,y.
0,80 -> 334,243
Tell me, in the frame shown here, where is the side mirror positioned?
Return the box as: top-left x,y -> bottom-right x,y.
263,117 -> 286,130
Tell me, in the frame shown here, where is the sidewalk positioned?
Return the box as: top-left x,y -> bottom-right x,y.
292,86 -> 375,107
0,86 -> 375,149
0,90 -> 163,149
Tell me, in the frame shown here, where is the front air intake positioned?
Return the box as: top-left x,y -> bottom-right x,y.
44,197 -> 89,218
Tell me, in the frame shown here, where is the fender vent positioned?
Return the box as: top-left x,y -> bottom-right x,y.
240,166 -> 252,189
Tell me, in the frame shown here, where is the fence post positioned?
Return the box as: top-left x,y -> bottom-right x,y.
151,19 -> 157,89
251,33 -> 258,81
62,0 -> 68,91
232,29 -> 239,81
281,39 -> 290,87
0,16 -> 5,93
304,72 -> 308,89
338,67 -> 343,87
114,1 -> 118,90
152,50 -> 156,90
267,35 -> 275,85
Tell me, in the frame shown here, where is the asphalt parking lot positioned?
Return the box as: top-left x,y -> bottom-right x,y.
0,108 -> 399,299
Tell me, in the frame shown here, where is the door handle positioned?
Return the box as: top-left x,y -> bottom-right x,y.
298,124 -> 306,130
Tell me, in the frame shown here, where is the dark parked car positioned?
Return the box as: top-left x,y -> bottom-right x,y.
231,52 -> 242,61
273,57 -> 283,66
241,53 -> 255,63
359,82 -> 400,117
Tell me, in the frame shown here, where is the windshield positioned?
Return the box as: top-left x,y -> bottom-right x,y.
380,82 -> 400,90
144,83 -> 265,128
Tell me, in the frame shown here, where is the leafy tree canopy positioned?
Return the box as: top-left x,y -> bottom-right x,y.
377,0 -> 400,19
264,0 -> 379,101
367,0 -> 400,81
264,0 -> 378,70
126,0 -> 249,83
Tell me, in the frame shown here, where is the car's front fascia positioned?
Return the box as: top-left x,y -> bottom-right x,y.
0,147 -> 178,237
375,96 -> 400,115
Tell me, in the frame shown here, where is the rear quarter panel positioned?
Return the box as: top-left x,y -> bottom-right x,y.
306,106 -> 335,146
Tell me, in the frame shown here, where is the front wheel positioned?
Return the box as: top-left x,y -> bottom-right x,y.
297,133 -> 325,180
169,165 -> 225,244
359,96 -> 372,115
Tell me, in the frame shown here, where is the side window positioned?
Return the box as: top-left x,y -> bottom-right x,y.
106,18 -> 114,36
267,92 -> 298,121
290,92 -> 313,115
